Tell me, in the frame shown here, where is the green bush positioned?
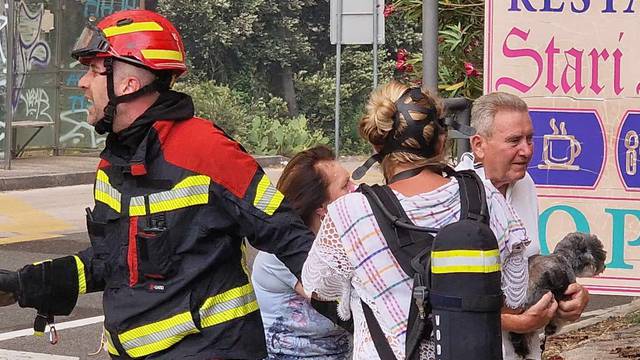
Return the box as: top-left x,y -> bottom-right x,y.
172,81 -> 250,138
246,115 -> 328,156
173,80 -> 328,156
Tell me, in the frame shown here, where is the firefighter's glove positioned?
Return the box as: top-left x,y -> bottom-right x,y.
0,269 -> 19,306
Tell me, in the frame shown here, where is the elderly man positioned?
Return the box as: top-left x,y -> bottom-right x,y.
457,92 -> 589,359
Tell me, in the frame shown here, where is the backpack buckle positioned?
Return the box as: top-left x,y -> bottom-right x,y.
413,274 -> 429,320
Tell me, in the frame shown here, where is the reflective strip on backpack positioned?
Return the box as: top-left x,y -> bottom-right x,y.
129,175 -> 210,216
253,175 -> 284,215
199,283 -> 259,328
73,256 -> 86,295
431,249 -> 501,274
104,328 -> 120,356
95,170 -> 121,213
118,311 -> 199,358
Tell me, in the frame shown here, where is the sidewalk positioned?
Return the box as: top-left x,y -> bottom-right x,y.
0,156 -> 98,191
546,299 -> 640,359
0,154 -> 290,191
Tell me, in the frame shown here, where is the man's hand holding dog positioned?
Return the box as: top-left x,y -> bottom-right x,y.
557,283 -> 589,321
502,292 -> 558,333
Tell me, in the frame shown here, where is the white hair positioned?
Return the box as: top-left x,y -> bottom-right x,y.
471,92 -> 529,137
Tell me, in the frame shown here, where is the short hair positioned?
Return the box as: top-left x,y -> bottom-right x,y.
471,92 -> 529,137
359,80 -> 444,181
112,59 -> 158,88
276,145 -> 335,227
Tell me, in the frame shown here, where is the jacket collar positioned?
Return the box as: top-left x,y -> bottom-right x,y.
100,91 -> 194,174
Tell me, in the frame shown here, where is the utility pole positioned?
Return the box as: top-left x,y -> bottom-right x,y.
372,0 -> 379,89
422,0 -> 472,158
4,0 -> 15,169
422,0 -> 438,95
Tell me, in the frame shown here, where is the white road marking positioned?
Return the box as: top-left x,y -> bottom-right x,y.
0,316 -> 104,342
0,349 -> 79,359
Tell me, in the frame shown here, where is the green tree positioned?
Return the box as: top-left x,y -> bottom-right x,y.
158,0 -> 330,115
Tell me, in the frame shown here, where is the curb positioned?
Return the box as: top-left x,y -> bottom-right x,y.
254,155 -> 288,168
556,299 -> 640,335
0,155 -> 288,192
0,172 -> 96,191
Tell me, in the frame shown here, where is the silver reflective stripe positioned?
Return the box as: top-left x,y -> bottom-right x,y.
120,320 -> 197,351
130,196 -> 145,208
199,292 -> 257,321
129,178 -> 210,216
95,179 -> 120,201
431,256 -> 500,267
148,184 -> 210,204
255,185 -> 277,211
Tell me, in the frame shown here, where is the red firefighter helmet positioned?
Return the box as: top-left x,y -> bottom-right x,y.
72,9 -> 186,76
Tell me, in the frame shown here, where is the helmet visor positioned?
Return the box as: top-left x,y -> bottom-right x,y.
71,24 -> 110,62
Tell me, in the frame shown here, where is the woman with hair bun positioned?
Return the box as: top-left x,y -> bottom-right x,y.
302,81 -> 531,359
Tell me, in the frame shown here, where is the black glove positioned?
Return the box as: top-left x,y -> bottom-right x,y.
0,269 -> 19,306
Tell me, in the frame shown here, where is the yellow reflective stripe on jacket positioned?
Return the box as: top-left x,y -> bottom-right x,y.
95,170 -> 121,213
199,283 -> 259,328
103,21 -> 163,37
73,256 -> 86,295
431,249 -> 501,274
118,311 -> 199,358
253,175 -> 284,215
104,328 -> 120,356
130,175 -> 210,216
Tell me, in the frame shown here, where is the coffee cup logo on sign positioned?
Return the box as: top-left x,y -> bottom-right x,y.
538,118 -> 582,171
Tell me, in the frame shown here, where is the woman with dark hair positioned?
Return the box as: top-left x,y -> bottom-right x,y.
252,145 -> 354,359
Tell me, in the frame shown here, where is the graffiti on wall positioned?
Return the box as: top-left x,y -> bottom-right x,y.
1,0 -> 140,148
18,87 -> 52,122
13,1 -> 51,110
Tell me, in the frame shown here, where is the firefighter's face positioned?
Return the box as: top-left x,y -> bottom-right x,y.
472,110 -> 534,192
317,160 -> 355,204
78,58 -> 109,126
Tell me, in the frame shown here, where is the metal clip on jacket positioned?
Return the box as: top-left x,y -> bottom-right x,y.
34,312 -> 58,345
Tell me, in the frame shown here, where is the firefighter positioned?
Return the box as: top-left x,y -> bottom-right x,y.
0,9 -> 315,359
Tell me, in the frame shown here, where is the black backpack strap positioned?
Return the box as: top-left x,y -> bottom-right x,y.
362,184 -> 425,275
452,170 -> 489,224
361,301 -> 397,359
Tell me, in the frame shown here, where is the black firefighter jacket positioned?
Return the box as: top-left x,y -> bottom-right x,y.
20,92 -> 315,359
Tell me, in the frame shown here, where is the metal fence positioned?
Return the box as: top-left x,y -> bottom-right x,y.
1,0 -> 142,169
